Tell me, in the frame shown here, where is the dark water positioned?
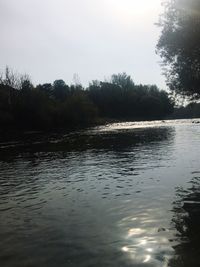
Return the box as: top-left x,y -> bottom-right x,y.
0,120 -> 200,267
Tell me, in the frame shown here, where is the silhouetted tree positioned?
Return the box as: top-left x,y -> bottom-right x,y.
157,0 -> 200,98
170,102 -> 200,119
52,79 -> 69,101
111,72 -> 134,89
88,74 -> 174,119
36,83 -> 53,96
21,79 -> 33,92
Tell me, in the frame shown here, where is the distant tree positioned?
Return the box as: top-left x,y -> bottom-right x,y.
70,84 -> 83,95
2,66 -> 19,88
0,67 -> 32,91
140,95 -> 163,117
157,0 -> 200,98
18,74 -> 33,91
0,67 -> 20,107
20,79 -> 33,91
111,72 -> 134,89
36,83 -> 53,96
88,74 -> 174,119
170,102 -> 200,119
52,79 -> 69,101
72,73 -> 81,86
61,92 -> 98,125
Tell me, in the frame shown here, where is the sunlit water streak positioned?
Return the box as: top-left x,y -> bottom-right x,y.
0,119 -> 200,266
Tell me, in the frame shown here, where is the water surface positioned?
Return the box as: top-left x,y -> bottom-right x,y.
0,119 -> 200,267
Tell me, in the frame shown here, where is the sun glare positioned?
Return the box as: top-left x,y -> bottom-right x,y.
106,0 -> 162,27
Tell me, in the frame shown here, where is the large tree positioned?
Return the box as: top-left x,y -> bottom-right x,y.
157,0 -> 200,98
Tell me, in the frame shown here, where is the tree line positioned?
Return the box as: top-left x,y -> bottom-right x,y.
170,102 -> 200,119
0,68 -> 174,131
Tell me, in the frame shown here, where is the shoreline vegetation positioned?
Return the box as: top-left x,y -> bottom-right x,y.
0,68 -> 175,133
1,67 -> 200,135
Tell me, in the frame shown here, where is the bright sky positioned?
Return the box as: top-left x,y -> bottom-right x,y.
0,0 -> 165,88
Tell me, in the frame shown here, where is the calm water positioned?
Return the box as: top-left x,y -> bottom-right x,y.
0,119 -> 200,267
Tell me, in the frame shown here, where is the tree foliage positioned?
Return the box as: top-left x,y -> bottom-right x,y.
88,74 -> 173,119
0,68 -> 174,130
157,0 -> 200,98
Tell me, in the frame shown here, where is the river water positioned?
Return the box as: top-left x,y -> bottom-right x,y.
0,119 -> 200,267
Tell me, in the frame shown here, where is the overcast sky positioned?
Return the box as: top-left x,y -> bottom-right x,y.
0,0 -> 165,88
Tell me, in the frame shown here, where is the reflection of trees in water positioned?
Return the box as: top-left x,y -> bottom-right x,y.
0,126 -> 175,160
170,175 -> 200,267
0,126 -> 175,201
